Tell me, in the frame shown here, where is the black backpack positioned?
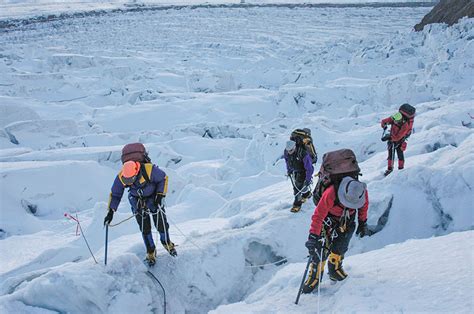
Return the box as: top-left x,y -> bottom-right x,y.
290,128 -> 318,164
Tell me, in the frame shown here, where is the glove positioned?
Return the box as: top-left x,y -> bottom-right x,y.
305,233 -> 324,255
103,209 -> 114,226
381,134 -> 391,142
356,220 -> 369,238
154,193 -> 164,208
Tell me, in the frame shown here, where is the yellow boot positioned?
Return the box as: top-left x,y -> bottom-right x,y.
145,250 -> 156,266
328,252 -> 348,281
290,205 -> 301,213
162,241 -> 177,257
302,260 -> 326,293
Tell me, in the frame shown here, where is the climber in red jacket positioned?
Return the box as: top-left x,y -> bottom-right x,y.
381,104 -> 415,176
302,176 -> 369,293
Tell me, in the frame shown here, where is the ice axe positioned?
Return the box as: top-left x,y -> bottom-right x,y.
381,127 -> 391,142
104,223 -> 109,265
295,255 -> 312,305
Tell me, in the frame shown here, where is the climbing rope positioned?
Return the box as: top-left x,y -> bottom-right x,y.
108,213 -> 137,227
146,271 -> 167,314
245,257 -> 288,268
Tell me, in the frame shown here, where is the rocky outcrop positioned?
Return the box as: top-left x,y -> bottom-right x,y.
414,0 -> 474,31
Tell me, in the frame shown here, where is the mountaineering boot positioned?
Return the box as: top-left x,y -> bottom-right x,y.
327,253 -> 348,282
302,260 -> 326,294
290,205 -> 301,213
162,241 -> 177,257
145,250 -> 156,266
398,160 -> 405,170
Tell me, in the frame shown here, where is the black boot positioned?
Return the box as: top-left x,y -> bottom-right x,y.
384,168 -> 393,177
327,253 -> 348,281
302,260 -> 326,294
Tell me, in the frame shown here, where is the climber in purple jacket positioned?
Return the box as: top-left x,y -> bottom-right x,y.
104,160 -> 176,265
284,140 -> 314,212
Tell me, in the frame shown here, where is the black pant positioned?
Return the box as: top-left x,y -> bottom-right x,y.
311,218 -> 355,263
387,141 -> 404,162
292,172 -> 311,206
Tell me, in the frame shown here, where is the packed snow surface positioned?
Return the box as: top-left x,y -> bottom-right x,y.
0,2 -> 473,313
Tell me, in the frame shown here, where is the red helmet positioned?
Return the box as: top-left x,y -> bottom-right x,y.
121,161 -> 140,185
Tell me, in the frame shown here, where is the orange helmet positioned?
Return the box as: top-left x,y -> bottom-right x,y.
121,161 -> 140,185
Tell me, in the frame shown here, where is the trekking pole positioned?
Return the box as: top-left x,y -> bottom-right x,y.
295,255 -> 312,305
104,223 -> 109,266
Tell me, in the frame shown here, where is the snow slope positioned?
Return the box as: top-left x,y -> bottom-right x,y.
0,2 -> 473,313
212,231 -> 474,313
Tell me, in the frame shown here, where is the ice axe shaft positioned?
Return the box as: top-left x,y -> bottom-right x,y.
295,255 -> 312,305
104,224 -> 109,265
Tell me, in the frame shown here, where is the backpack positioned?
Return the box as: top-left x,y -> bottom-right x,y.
399,103 -> 416,119
290,128 -> 318,164
312,149 -> 361,207
399,103 -> 415,140
121,143 -> 151,164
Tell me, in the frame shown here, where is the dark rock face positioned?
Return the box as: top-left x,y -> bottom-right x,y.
414,0 -> 474,31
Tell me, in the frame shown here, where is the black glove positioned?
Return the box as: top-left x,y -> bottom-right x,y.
104,209 -> 114,226
154,193 -> 164,208
305,233 -> 324,255
356,220 -> 369,238
381,134 -> 391,142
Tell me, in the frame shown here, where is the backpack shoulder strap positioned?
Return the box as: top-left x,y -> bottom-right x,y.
333,180 -> 341,207
118,171 -> 126,186
138,163 -> 153,184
